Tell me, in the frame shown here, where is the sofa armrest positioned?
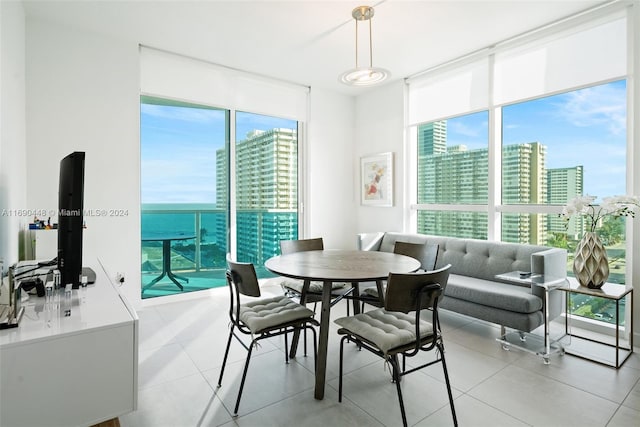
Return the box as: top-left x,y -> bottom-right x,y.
357,232 -> 385,251
530,248 -> 568,321
531,248 -> 567,278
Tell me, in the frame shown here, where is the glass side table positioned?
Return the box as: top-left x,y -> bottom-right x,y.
559,281 -> 633,368
495,271 -> 569,364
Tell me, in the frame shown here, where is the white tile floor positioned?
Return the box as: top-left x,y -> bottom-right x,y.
120,282 -> 640,427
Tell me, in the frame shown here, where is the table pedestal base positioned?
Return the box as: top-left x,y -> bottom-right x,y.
142,239 -> 188,292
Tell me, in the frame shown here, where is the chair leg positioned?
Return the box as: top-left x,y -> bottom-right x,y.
233,340 -> 255,416
390,354 -> 408,427
217,326 -> 234,387
338,335 -> 347,402
305,301 -> 317,355
284,331 -> 290,363
303,326 -> 308,356
438,342 -> 458,427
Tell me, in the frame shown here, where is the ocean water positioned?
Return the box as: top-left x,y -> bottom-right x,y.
141,209 -> 298,266
141,211 -> 227,275
141,212 -> 224,243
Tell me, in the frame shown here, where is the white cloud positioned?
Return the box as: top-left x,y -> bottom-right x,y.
448,120 -> 481,137
141,104 -> 222,124
552,83 -> 626,136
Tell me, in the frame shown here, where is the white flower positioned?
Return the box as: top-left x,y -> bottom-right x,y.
562,195 -> 595,217
560,194 -> 640,232
601,195 -> 640,216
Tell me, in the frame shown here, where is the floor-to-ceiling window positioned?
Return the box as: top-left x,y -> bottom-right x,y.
415,80 -> 628,323
417,111 -> 489,239
139,47 -> 307,299
140,96 -> 229,299
409,8 -> 631,328
140,102 -> 301,298
140,101 -> 300,298
502,81 -> 627,257
234,112 -> 298,277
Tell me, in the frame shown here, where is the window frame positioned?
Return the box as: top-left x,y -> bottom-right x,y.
140,95 -> 305,299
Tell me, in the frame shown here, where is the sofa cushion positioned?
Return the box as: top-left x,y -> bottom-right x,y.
376,232 -> 549,282
429,237 -> 549,282
445,274 -> 542,314
440,296 -> 544,332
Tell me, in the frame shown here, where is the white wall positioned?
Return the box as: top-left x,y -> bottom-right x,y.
354,80 -> 406,234
0,0 -> 27,271
26,16 -> 141,305
307,90 -> 356,249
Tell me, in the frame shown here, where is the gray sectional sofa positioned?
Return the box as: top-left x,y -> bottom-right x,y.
358,232 -> 567,335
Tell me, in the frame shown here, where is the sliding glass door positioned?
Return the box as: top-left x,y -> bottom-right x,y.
140,98 -> 299,298
140,96 -> 229,299
234,112 -> 299,277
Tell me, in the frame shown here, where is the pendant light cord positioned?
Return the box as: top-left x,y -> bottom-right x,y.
355,18 -> 359,69
368,16 -> 373,68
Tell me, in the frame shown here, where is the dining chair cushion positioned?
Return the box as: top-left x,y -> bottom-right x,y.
334,308 -> 434,354
240,296 -> 315,334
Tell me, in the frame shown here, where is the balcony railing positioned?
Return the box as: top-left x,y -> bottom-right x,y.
142,204 -> 227,273
141,203 -> 298,275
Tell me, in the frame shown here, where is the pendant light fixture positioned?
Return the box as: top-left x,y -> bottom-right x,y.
340,5 -> 390,86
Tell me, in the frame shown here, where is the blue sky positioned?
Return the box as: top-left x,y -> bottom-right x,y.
142,79 -> 626,204
141,106 -> 295,203
447,79 -> 627,200
140,104 -> 224,203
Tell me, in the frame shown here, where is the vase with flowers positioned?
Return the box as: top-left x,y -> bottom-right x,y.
561,195 -> 640,289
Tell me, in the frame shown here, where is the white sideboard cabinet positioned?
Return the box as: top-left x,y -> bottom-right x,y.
0,259 -> 138,427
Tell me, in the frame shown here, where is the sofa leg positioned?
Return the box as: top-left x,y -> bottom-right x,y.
518,331 -> 526,342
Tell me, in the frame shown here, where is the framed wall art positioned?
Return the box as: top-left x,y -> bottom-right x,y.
361,152 -> 393,207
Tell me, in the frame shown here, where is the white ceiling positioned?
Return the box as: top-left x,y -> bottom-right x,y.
22,0 -> 606,96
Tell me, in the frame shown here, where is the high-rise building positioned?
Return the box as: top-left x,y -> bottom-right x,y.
417,119 -> 552,244
417,121 -> 447,156
502,142 -> 547,244
417,142 -> 489,239
214,145 -> 229,253
215,128 -> 298,264
547,166 -> 584,239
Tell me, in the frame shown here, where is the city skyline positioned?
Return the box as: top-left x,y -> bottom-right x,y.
141,79 -> 626,204
447,79 -> 626,201
141,103 -> 296,204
